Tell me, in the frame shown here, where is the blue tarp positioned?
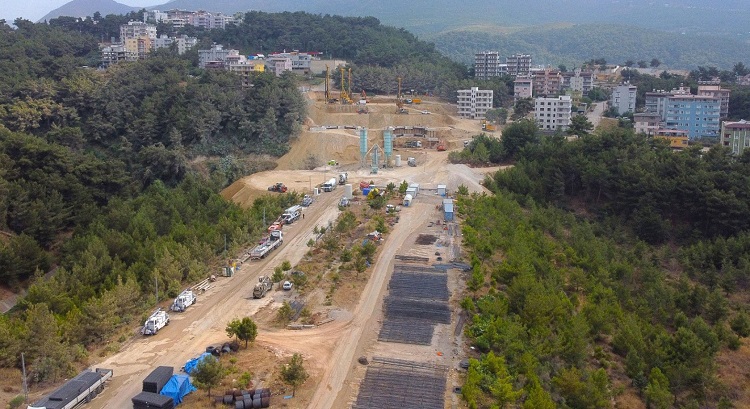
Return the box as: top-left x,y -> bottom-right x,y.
160,374 -> 196,406
183,352 -> 212,374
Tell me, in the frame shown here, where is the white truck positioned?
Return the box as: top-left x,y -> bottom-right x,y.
322,177 -> 337,192
249,230 -> 283,260
338,172 -> 348,185
253,276 -> 273,298
142,308 -> 169,335
282,205 -> 302,224
27,368 -> 113,409
407,157 -> 417,167
301,194 -> 313,207
170,289 -> 197,312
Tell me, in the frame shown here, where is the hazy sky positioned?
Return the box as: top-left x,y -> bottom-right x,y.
2,0 -> 164,24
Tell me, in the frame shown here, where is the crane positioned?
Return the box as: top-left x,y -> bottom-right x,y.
324,65 -> 331,103
340,67 -> 353,104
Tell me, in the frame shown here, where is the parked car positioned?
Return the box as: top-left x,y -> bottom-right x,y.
282,281 -> 293,291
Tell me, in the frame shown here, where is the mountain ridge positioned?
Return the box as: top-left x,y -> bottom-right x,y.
39,0 -> 138,22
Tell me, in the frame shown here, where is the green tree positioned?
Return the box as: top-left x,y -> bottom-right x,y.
398,180 -> 409,194
277,301 -> 293,323
192,355 -> 225,397
512,98 -> 534,120
650,58 -> 661,68
272,267 -> 285,283
226,317 -> 258,348
281,260 -> 292,272
645,367 -> 673,409
501,119 -> 539,158
280,353 -> 309,397
568,114 -> 594,136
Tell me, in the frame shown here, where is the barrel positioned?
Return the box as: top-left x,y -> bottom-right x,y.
253,397 -> 262,408
244,397 -> 255,408
261,396 -> 270,408
235,400 -> 245,409
261,388 -> 271,397
395,154 -> 401,166
223,394 -> 234,404
344,184 -> 353,199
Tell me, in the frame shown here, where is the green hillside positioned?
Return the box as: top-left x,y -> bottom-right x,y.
430,24 -> 750,70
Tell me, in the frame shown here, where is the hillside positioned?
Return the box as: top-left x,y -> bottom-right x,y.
39,0 -> 137,21
430,24 -> 750,70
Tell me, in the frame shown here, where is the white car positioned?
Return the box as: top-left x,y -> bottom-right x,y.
420,110 -> 431,114
283,281 -> 293,291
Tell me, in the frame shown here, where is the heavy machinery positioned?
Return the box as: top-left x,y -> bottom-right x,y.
28,368 -> 113,409
338,172 -> 348,185
268,182 -> 288,193
481,120 -> 496,132
407,157 -> 417,167
253,276 -> 273,298
142,308 -> 170,335
436,141 -> 446,151
340,67 -> 353,104
250,231 -> 283,260
170,289 -> 197,312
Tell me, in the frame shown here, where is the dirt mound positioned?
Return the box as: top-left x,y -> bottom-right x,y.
277,130 -> 361,170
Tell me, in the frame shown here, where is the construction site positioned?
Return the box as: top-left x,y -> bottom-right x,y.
77,70 -> 500,409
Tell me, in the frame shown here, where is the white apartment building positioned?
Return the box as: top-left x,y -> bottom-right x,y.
611,84 -> 637,115
120,21 -> 157,41
457,87 -> 494,119
535,95 -> 572,132
268,51 -> 312,74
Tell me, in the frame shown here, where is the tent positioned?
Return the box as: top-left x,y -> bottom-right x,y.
160,374 -> 197,406
183,352 -> 212,374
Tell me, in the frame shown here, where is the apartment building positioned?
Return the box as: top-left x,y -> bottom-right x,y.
198,44 -> 238,68
120,21 -> 157,42
721,120 -> 750,155
633,113 -> 662,136
507,54 -> 532,77
266,56 -> 293,76
610,84 -> 637,115
101,44 -> 134,67
513,77 -> 533,100
145,9 -> 238,30
532,69 -> 563,97
664,95 -> 721,139
534,95 -> 572,132
697,80 -> 730,118
474,51 -> 507,80
152,35 -> 197,55
457,87 -> 494,119
645,86 -> 691,120
268,51 -> 312,74
563,68 -> 594,95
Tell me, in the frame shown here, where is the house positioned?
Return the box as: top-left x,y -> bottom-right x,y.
457,87 -> 494,119
634,113 -> 662,136
721,120 -> 750,155
534,95 -> 572,132
610,83 -> 637,115
268,51 -> 313,75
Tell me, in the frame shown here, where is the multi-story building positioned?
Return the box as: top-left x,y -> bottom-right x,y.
198,44 -> 238,69
534,95 -> 572,132
654,129 -> 690,150
267,57 -> 293,76
457,87 -> 494,119
101,44 -> 134,67
120,21 -> 157,42
720,120 -> 750,155
506,54 -> 532,77
610,83 -> 637,115
664,95 -> 721,139
474,51 -> 507,80
532,68 -> 563,97
633,113 -> 662,136
563,68 -> 595,95
513,77 -> 533,100
268,51 -> 312,74
697,80 -> 730,118
124,37 -> 152,59
644,86 -> 691,121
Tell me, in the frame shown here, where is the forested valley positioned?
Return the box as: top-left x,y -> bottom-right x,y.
455,124 -> 750,407
0,18 -> 306,383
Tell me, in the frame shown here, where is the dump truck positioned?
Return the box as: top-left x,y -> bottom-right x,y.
268,182 -> 288,193
338,172 -> 348,185
170,289 -> 197,312
249,230 -> 283,260
142,308 -> 169,335
407,157 -> 417,167
253,276 -> 273,299
27,368 -> 113,409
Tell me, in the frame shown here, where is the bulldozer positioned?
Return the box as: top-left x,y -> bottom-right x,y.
268,182 -> 288,193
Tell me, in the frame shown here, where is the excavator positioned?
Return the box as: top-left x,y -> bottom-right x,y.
436,141 -> 446,151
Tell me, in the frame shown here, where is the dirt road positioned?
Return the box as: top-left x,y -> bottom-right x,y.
89,191 -> 342,409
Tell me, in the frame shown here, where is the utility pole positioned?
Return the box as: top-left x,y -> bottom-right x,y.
155,276 -> 158,303
263,207 -> 266,226
21,353 -> 27,404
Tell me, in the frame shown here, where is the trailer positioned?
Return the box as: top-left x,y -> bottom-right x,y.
142,308 -> 170,335
249,231 -> 283,260
27,368 -> 113,409
170,289 -> 196,312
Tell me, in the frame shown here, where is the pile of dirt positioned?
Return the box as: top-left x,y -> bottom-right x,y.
277,130 -> 361,170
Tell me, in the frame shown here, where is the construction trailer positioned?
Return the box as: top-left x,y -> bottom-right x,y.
443,199 -> 455,221
27,368 -> 113,409
142,308 -> 169,335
